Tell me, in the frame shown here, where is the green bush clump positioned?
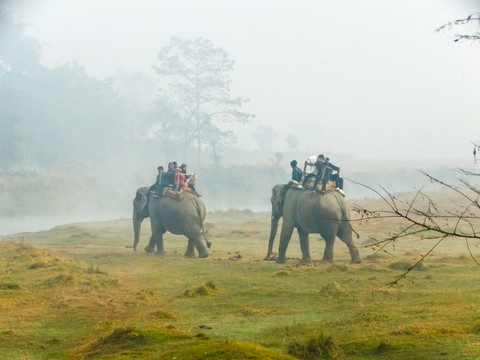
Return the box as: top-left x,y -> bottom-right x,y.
0,282 -> 21,290
287,331 -> 341,359
183,281 -> 217,297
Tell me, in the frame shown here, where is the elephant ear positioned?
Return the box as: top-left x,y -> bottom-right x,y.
134,187 -> 149,214
272,185 -> 284,205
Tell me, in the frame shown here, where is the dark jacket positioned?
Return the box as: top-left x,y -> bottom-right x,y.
292,166 -> 302,182
315,160 -> 339,179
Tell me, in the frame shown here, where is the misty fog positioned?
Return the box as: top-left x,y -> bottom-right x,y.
1,1 -> 479,234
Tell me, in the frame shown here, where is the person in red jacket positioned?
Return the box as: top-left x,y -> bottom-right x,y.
174,167 -> 185,191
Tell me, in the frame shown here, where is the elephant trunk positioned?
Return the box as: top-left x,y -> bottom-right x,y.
132,188 -> 149,252
265,214 -> 280,260
133,212 -> 143,251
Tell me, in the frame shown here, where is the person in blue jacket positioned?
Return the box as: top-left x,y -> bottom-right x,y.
290,160 -> 302,182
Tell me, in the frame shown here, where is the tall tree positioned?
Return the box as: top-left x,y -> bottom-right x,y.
150,97 -> 184,160
0,10 -> 41,74
0,10 -> 43,168
0,9 -> 134,170
152,37 -> 253,167
286,133 -> 300,152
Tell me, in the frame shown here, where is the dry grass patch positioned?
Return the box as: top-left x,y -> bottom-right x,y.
183,280 -> 217,298
72,326 -> 296,360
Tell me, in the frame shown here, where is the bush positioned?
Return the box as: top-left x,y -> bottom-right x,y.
287,331 -> 341,359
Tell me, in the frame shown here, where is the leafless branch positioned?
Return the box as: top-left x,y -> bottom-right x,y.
388,235 -> 447,288
345,170 -> 480,284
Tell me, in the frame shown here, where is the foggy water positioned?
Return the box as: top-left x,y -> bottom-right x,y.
0,213 -> 129,235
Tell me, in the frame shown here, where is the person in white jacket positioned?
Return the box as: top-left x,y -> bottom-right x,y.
301,155 -> 318,188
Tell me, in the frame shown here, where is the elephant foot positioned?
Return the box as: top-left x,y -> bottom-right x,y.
185,252 -> 196,258
276,257 -> 286,264
144,246 -> 154,253
321,259 -> 334,264
264,255 -> 277,261
300,258 -> 312,264
350,259 -> 362,264
199,253 -> 209,259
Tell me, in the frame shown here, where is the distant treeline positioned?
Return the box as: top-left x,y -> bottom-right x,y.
0,162 -> 467,218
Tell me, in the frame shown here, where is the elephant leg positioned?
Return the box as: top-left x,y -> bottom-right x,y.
154,232 -> 165,255
322,232 -> 336,263
146,228 -> 165,255
194,236 -> 208,258
276,220 -> 295,263
297,228 -> 311,263
337,227 -> 361,264
185,239 -> 196,258
144,234 -> 155,253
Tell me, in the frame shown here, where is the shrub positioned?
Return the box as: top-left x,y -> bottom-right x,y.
287,331 -> 341,359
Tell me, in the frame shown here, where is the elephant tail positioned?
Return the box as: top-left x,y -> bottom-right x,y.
351,223 -> 360,239
191,198 -> 212,249
334,193 -> 360,239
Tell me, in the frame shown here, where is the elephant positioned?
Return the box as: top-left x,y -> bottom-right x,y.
265,184 -> 286,260
133,187 -> 151,251
273,185 -> 361,264
132,187 -> 211,258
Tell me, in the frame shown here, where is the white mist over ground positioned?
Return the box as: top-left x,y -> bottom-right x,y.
0,213 -> 130,235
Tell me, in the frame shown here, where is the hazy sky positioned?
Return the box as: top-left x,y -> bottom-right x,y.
3,0 -> 480,161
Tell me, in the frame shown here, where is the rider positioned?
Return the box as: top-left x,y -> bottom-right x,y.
280,160 -> 303,199
180,163 -> 197,192
313,154 -> 341,195
167,162 -> 176,173
301,155 -> 318,188
174,167 -> 185,191
290,160 -> 302,182
327,156 -> 344,195
149,166 -> 164,194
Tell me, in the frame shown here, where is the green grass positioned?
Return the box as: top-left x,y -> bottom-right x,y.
2,210 -> 480,359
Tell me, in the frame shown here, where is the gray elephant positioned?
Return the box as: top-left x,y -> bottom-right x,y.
265,184 -> 285,260
132,187 -> 210,258
274,186 -> 361,264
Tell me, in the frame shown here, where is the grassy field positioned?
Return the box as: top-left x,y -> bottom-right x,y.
2,197 -> 480,359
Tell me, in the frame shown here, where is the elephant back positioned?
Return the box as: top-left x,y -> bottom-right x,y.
303,177 -> 337,191
162,187 -> 200,201
297,190 -> 344,226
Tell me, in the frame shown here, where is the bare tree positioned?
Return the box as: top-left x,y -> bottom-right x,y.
348,170 -> 480,286
152,37 -> 253,167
